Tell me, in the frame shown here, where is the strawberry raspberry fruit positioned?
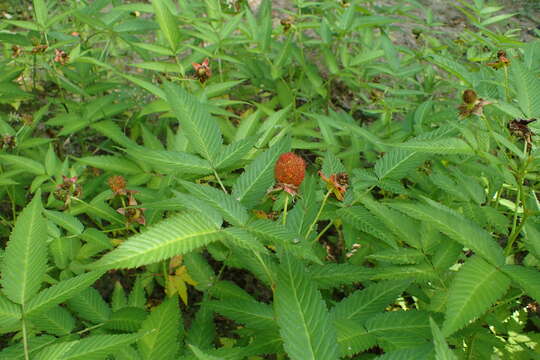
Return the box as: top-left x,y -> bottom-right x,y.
275,152 -> 306,187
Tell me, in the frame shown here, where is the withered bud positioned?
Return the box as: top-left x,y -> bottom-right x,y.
462,89 -> 477,104
11,45 -> 22,58
31,44 -> 48,54
280,17 -> 293,31
336,172 -> 349,187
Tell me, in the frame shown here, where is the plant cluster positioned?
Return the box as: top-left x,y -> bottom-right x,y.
0,0 -> 539,359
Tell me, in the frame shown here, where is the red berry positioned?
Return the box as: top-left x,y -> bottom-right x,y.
274,152 -> 305,187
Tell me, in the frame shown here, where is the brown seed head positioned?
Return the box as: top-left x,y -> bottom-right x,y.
462,89 -> 477,104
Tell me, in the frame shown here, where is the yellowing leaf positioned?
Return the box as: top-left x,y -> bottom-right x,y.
166,266 -> 197,305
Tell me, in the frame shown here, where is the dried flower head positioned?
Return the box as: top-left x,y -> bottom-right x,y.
31,44 -> 48,54
280,17 -> 293,31
487,50 -> 510,70
458,89 -> 491,117
319,171 -> 349,201
11,45 -> 22,58
116,191 -> 146,226
54,49 -> 69,65
271,152 -> 306,195
54,175 -> 82,208
0,135 -> 16,151
462,89 -> 477,104
192,58 -> 212,83
108,175 -> 127,196
508,118 -> 536,153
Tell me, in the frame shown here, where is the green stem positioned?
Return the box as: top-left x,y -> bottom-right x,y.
313,220 -> 334,243
75,323 -> 104,335
213,169 -> 228,194
22,315 -> 29,360
282,194 -> 289,225
492,185 -> 503,209
505,144 -> 533,256
503,65 -> 510,102
162,260 -> 169,296
32,54 -> 37,91
305,190 -> 332,239
508,177 -> 521,239
253,251 -> 275,288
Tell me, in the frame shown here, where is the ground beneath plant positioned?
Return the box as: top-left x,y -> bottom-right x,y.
248,0 -> 538,43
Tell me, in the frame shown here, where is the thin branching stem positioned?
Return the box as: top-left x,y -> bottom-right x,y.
313,220 -> 333,243
305,190 -> 332,240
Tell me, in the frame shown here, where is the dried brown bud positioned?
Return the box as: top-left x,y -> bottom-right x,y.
108,175 -> 127,196
31,44 -> 48,54
280,17 -> 293,31
192,58 -> 211,83
11,45 -> 22,58
336,172 -> 349,187
462,89 -> 477,104
54,49 -> 69,65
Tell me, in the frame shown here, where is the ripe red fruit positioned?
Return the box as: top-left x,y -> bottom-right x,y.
275,152 -> 306,187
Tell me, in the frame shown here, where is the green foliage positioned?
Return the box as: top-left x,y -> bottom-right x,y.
442,256 -> 510,336
274,253 -> 340,360
91,213 -> 222,270
138,296 -> 182,360
0,0 -> 539,358
1,193 -> 47,305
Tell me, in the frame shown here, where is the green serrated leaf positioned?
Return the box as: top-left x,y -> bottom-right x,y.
365,310 -> 431,348
338,206 -> 398,249
186,300 -> 215,350
388,138 -> 473,155
222,227 -> 269,255
180,181 -> 249,226
152,0 -> 180,52
30,305 -> 75,336
501,264 -> 540,303
66,287 -> 111,324
215,137 -> 256,170
139,297 -> 181,360
44,210 -> 84,235
274,254 -> 339,360
1,194 -> 47,305
90,213 -> 222,270
105,306 -> 147,332
331,280 -> 410,323
33,0 -> 48,26
232,137 -> 290,208
430,317 -> 457,360
26,271 -> 104,317
77,156 -> 142,175
511,60 -> 540,118
334,319 -> 377,357
375,150 -> 426,180
125,145 -> 213,175
309,263 -> 374,289
391,200 -> 504,265
163,82 -> 223,164
0,294 -> 21,331
34,333 -> 145,360
442,256 -> 510,336
206,299 -> 275,330
0,154 -> 45,175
